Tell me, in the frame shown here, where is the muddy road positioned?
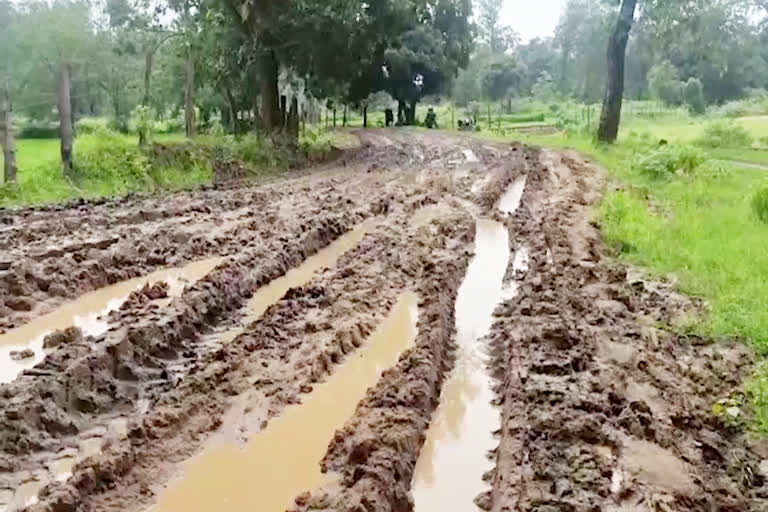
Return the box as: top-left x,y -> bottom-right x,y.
1,129 -> 766,512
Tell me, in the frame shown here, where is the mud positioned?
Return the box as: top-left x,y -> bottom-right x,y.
1,129 -> 765,512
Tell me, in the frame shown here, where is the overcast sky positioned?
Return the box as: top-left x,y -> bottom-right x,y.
499,0 -> 567,42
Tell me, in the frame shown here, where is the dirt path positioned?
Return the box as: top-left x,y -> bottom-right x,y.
1,129 -> 766,512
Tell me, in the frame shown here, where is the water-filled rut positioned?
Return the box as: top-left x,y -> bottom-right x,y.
148,293 -> 418,512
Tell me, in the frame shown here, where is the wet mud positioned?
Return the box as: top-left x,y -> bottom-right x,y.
1,130 -> 765,512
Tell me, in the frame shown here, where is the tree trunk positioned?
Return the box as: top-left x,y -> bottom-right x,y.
143,50 -> 153,107
225,86 -> 237,134
363,105 -> 368,128
408,100 -> 416,126
280,95 -> 287,130
1,81 -> 17,184
57,63 -> 74,178
397,100 -> 405,125
184,46 -> 195,137
259,49 -> 281,132
287,96 -> 299,143
333,107 -> 336,127
342,104 -> 347,127
596,0 -> 637,143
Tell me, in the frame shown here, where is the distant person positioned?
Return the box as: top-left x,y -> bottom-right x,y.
425,108 -> 438,129
385,108 -> 394,127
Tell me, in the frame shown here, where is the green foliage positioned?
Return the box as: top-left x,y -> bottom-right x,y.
632,144 -> 707,179
751,185 -> 768,224
480,53 -> 525,102
683,78 -> 706,115
131,105 -> 155,143
695,121 -> 754,148
748,365 -> 768,434
648,61 -> 683,106
17,123 -> 59,139
531,72 -> 557,102
710,91 -> 768,118
75,117 -> 110,135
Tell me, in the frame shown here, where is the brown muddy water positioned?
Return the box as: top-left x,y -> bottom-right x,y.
497,175 -> 528,215
147,292 -> 418,512
0,257 -> 225,384
411,219 -> 511,510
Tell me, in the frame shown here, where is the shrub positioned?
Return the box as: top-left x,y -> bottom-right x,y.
683,78 -> 706,115
752,185 -> 768,224
632,144 -> 707,179
73,132 -> 152,192
17,122 -> 58,139
75,117 -> 110,135
695,121 -> 754,148
760,136 -> 768,147
130,105 -> 155,144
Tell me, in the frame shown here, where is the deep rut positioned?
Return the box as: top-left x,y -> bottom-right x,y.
1,130 -> 766,512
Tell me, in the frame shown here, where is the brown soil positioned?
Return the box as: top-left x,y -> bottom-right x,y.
1,129 -> 766,512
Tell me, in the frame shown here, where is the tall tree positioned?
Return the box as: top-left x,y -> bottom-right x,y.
596,0 -> 637,143
477,0 -> 517,53
18,0 -> 97,176
0,0 -> 18,183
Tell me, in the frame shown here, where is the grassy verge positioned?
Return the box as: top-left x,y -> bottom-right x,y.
0,129 -> 341,208
489,128 -> 768,432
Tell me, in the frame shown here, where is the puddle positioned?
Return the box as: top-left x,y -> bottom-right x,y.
147,292 -> 418,512
412,219 -> 511,510
209,220 -> 373,345
462,149 -> 480,163
0,257 -> 224,384
3,479 -> 42,511
497,175 -> 528,215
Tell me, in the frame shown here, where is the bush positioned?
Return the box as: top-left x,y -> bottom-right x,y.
695,121 -> 754,148
75,117 -> 110,135
17,122 -> 58,139
752,185 -> 768,224
632,144 -> 708,178
130,105 -> 155,144
683,78 -> 706,115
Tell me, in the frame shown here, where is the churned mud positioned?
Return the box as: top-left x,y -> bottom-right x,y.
1,130 -> 767,512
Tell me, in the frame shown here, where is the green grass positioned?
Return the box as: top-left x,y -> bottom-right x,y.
0,129 -> 337,208
484,123 -> 768,431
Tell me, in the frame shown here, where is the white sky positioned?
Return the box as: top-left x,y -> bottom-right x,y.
499,0 -> 568,42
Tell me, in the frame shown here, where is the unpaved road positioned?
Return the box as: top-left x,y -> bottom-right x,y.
1,129 -> 766,512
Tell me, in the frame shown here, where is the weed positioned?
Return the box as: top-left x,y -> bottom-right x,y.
695,121 -> 754,148
751,185 -> 768,224
632,144 -> 707,178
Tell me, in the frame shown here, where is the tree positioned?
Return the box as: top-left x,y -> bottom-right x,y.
480,54 -> 525,111
597,0 -> 637,143
0,0 -> 18,183
683,77 -> 705,114
477,0 -> 518,53
17,0 -> 97,176
648,60 -> 682,105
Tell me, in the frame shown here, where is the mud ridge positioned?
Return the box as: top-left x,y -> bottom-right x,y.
292,208 -> 476,512
0,211 -> 366,491
482,150 -> 766,511
20,192 -> 469,512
